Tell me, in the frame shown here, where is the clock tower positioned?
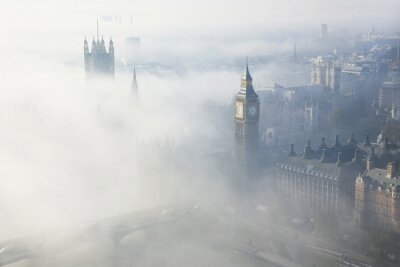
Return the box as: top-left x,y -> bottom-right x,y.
234,62 -> 260,177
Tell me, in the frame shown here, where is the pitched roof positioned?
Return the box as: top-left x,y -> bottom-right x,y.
363,168 -> 400,191
277,157 -> 342,181
237,64 -> 258,98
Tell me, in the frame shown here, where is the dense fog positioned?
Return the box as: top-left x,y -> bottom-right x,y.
0,0 -> 399,266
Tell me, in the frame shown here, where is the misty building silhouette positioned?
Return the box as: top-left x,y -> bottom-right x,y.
234,61 -> 260,177
131,67 -> 138,94
304,99 -> 319,135
354,138 -> 400,233
320,24 -> 328,40
83,22 -> 114,77
311,56 -> 341,91
378,77 -> 400,109
292,43 -> 298,63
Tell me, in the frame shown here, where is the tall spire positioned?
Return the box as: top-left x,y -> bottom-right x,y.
109,37 -> 114,53
239,58 -> 257,97
243,57 -> 252,81
92,36 -> 96,50
84,36 -> 89,53
131,67 -> 138,93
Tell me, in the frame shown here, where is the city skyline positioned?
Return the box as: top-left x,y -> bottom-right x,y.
0,1 -> 400,266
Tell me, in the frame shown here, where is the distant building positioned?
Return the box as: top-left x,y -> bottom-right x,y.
320,24 -> 328,41
292,43 -> 298,63
234,62 -> 260,177
125,36 -> 141,64
354,152 -> 400,232
352,137 -> 400,232
391,103 -> 400,120
84,36 -> 115,77
276,134 -> 364,215
311,56 -> 341,91
378,79 -> 400,110
304,99 -> 319,134
340,64 -> 372,96
256,83 -> 348,147
84,22 -> 114,77
355,168 -> 400,232
257,84 -> 331,105
126,36 -> 141,49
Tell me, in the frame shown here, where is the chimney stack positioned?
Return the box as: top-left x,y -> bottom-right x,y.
364,134 -> 371,147
320,149 -> 327,163
367,147 -> 375,171
387,162 -> 395,178
319,137 -> 327,150
336,152 -> 342,166
303,140 -> 312,159
352,149 -> 360,163
348,132 -> 356,144
334,134 -> 341,147
289,144 -> 296,157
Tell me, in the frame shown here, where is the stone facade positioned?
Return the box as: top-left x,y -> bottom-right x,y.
354,143 -> 400,232
84,37 -> 115,77
276,134 -> 363,216
234,63 -> 260,176
378,80 -> 400,110
311,56 -> 341,91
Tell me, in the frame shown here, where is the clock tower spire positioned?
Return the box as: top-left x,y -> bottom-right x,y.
234,60 -> 260,178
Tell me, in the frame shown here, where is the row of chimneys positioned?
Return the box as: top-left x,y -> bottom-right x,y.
288,134 -> 398,175
289,132 -> 358,155
289,133 -> 392,158
289,145 -> 360,166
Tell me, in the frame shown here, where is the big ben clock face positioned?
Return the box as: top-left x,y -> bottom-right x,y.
248,105 -> 257,116
235,101 -> 244,119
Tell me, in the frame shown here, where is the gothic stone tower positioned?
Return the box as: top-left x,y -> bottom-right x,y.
311,56 -> 340,91
84,21 -> 115,77
84,37 -> 115,77
234,63 -> 260,177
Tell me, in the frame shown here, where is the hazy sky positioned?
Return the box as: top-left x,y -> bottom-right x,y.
2,0 -> 400,37
0,0 -> 399,240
